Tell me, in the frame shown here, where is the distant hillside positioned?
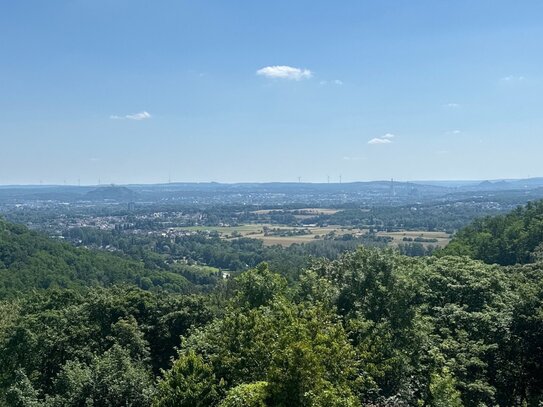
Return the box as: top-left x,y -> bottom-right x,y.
85,185 -> 137,201
441,200 -> 543,265
2,178 -> 543,205
0,218 -> 189,298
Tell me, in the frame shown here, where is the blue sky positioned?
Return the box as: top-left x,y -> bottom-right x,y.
1,0 -> 543,185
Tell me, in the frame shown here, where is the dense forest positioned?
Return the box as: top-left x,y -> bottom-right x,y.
441,200 -> 543,265
1,201 -> 543,406
0,220 -> 192,298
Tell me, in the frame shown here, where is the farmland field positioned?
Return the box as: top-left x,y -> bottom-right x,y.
376,230 -> 452,247
176,224 -> 451,247
250,208 -> 340,215
177,224 -> 361,246
177,224 -> 265,235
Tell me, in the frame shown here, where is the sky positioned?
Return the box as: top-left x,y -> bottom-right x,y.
1,0 -> 543,185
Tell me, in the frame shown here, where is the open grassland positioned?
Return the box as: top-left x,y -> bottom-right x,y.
253,226 -> 358,247
250,208 -> 340,215
177,224 -> 359,246
256,235 -> 319,246
177,224 -> 451,248
377,230 -> 451,247
176,224 -> 265,235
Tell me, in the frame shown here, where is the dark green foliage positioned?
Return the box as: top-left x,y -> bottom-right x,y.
7,346 -> 153,407
441,200 -> 543,265
0,287 -> 214,405
307,203 -> 506,233
154,248 -> 543,406
154,351 -> 220,407
45,345 -> 153,406
234,263 -> 287,308
0,219 -> 191,298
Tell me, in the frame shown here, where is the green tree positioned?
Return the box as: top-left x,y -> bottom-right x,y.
218,382 -> 268,407
235,262 -> 288,308
154,351 -> 220,407
429,369 -> 463,407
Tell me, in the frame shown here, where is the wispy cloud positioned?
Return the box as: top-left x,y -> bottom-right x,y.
501,75 -> 525,82
319,79 -> 343,86
343,156 -> 364,161
110,111 -> 152,121
444,103 -> 460,108
368,133 -> 395,145
445,129 -> 461,135
368,138 -> 392,145
256,65 -> 312,80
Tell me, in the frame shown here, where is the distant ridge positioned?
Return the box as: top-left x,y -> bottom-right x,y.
1,177 -> 543,189
84,185 -> 136,201
1,178 -> 543,205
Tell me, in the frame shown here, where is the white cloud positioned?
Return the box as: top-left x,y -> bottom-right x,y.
501,75 -> 525,82
126,111 -> 151,120
444,103 -> 460,108
368,137 -> 393,145
368,133 -> 396,144
110,111 -> 152,121
343,156 -> 364,161
256,65 -> 313,80
333,79 -> 343,85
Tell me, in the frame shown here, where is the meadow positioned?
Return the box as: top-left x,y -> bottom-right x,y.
177,223 -> 451,247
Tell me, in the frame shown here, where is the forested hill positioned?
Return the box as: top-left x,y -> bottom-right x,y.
1,205 -> 543,406
0,218 -> 190,297
441,200 -> 543,265
2,249 -> 542,406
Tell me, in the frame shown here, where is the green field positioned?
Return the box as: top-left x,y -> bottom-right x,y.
377,230 -> 451,247
178,224 -> 364,246
178,223 -> 452,248
177,224 -> 265,234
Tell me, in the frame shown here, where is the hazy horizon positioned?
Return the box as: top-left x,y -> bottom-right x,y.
0,176 -> 540,188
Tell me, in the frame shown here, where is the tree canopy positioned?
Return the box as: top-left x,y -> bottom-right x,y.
1,200 -> 543,406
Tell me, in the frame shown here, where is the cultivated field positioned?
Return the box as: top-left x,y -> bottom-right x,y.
377,230 -> 452,247
177,224 -> 359,246
177,224 -> 451,248
250,208 -> 340,216
178,224 -> 265,235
